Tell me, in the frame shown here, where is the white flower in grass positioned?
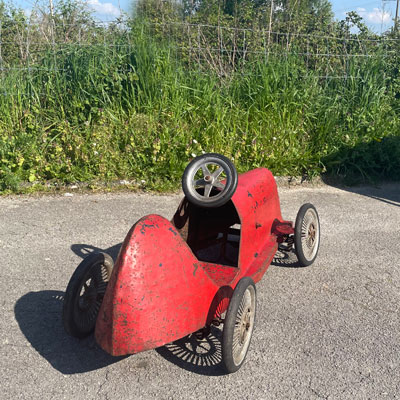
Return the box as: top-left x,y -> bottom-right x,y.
193,139 -> 198,144
191,153 -> 196,158
94,151 -> 99,155
273,137 -> 277,141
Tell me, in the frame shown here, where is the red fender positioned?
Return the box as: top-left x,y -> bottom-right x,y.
95,215 -> 227,356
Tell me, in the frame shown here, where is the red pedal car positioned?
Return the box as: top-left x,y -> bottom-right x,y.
63,154 -> 320,373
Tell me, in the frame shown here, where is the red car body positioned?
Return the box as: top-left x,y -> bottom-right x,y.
95,168 -> 294,356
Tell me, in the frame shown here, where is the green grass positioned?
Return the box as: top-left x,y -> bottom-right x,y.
0,27 -> 399,193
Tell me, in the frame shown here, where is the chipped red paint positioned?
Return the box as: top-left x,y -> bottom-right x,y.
95,168 -> 292,356
95,215 -> 221,355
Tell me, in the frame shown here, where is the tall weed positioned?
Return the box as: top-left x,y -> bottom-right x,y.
0,27 -> 398,192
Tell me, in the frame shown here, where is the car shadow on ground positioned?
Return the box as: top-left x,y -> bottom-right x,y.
71,243 -> 122,262
14,289 -> 127,374
14,243 -> 126,374
156,328 -> 225,376
15,243 -> 227,376
271,248 -> 303,268
156,285 -> 233,376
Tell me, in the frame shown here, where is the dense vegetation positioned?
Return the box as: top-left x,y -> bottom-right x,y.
0,0 -> 399,192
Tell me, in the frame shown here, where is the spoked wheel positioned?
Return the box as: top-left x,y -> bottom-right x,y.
63,252 -> 113,338
182,153 -> 238,208
294,203 -> 320,267
222,277 -> 256,373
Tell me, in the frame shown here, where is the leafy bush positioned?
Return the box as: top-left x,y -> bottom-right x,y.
0,0 -> 399,192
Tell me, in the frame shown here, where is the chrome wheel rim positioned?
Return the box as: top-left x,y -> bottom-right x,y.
232,285 -> 256,366
300,208 -> 320,261
185,158 -> 231,204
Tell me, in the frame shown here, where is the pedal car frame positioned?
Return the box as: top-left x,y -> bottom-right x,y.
63,155 -> 320,373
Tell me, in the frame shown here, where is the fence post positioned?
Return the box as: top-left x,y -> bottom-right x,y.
197,24 -> 201,70
188,23 -> 191,68
286,32 -> 289,53
242,29 -> 247,72
267,0 -> 273,60
263,28 -> 267,63
218,24 -> 222,75
0,20 -> 2,73
49,0 -> 55,46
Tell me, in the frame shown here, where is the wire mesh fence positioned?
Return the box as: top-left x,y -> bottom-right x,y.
0,17 -> 398,97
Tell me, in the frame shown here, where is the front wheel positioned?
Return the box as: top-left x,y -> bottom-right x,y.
222,277 -> 256,373
63,252 -> 113,338
294,203 -> 320,267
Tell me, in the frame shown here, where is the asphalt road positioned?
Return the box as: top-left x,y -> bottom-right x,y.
1,183 -> 399,400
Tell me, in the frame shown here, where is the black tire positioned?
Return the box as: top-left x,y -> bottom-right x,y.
294,203 -> 320,267
222,277 -> 256,373
182,153 -> 238,208
63,252 -> 113,338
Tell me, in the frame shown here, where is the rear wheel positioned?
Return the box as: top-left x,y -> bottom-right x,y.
222,277 -> 256,373
63,252 -> 113,338
294,203 -> 320,267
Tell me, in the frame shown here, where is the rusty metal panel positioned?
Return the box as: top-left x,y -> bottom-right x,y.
231,168 -> 283,283
95,215 -> 222,356
95,168 -> 291,356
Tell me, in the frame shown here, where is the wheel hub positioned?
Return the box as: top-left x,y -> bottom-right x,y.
296,205 -> 320,265
240,308 -> 252,344
308,223 -> 316,245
